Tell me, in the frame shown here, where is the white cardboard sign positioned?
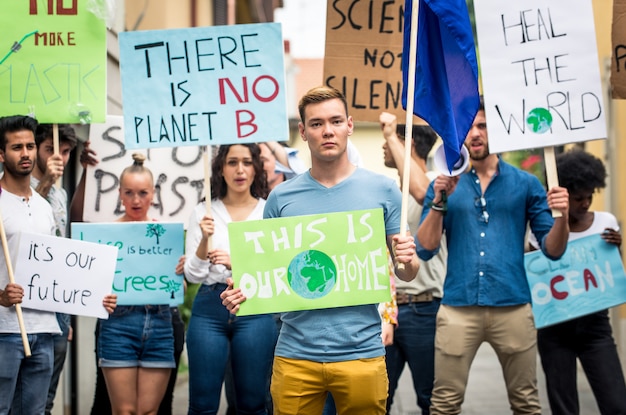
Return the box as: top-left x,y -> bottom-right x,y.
14,232 -> 118,319
84,115 -> 205,226
474,0 -> 606,153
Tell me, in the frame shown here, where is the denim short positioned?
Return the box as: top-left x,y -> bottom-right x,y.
97,305 -> 175,369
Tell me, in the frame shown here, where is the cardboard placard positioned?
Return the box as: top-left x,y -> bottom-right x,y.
324,0 -> 420,123
525,234 -> 626,328
612,0 -> 626,99
118,23 -> 288,149
0,0 -> 106,123
474,0 -> 606,153
14,232 -> 117,319
72,222 -> 185,306
229,209 -> 391,316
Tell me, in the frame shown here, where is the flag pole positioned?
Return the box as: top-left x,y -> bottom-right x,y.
398,0 -> 420,271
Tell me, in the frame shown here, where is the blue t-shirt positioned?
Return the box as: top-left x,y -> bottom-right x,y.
264,168 -> 401,362
417,159 -> 558,307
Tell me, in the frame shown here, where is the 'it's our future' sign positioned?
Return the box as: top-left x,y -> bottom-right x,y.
14,232 -> 117,319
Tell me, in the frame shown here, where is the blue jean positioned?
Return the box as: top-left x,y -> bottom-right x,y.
0,333 -> 54,415
322,393 -> 336,415
226,313 -> 282,415
538,309 -> 626,415
187,283 -> 277,415
90,307 -> 184,415
385,299 -> 440,415
159,306 -> 186,415
98,305 -> 175,368
46,313 -> 71,415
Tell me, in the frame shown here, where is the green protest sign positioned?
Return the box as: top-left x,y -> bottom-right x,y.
0,1 -> 106,123
229,209 -> 392,316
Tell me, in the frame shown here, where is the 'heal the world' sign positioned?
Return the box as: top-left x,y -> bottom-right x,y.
229,209 -> 392,316
525,234 -> 626,328
14,232 -> 117,319
72,222 -> 185,306
119,23 -> 288,149
474,0 -> 606,153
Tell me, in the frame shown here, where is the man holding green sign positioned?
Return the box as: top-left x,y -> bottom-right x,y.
222,86 -> 419,414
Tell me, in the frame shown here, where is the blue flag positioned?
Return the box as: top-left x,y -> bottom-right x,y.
402,0 -> 480,172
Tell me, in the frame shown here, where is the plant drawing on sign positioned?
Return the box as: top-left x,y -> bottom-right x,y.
146,224 -> 166,244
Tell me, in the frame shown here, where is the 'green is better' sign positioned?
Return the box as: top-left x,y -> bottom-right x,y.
228,209 -> 392,316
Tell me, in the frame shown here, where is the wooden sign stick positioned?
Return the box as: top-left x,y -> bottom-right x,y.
203,146 -> 213,250
52,123 -> 61,189
544,146 -> 562,218
0,210 -> 31,357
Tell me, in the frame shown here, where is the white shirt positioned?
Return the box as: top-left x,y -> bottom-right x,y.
30,176 -> 68,237
184,198 -> 266,285
0,189 -> 60,334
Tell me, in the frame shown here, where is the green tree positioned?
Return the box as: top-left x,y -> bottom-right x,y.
146,223 -> 166,244
160,278 -> 183,300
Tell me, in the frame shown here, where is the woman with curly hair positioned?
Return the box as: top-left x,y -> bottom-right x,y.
184,144 -> 277,414
537,149 -> 626,415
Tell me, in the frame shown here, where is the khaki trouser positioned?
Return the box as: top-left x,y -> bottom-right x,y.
430,304 -> 541,415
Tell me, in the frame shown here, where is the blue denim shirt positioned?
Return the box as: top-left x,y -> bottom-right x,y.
417,159 -> 559,306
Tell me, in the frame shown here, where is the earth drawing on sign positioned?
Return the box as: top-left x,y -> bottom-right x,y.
287,250 -> 337,299
526,107 -> 553,134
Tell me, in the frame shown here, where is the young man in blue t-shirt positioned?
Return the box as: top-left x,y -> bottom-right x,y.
222,86 -> 420,414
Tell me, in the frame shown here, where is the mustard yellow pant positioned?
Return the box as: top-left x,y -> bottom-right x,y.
270,355 -> 388,415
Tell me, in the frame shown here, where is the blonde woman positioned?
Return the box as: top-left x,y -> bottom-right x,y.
97,153 -> 175,415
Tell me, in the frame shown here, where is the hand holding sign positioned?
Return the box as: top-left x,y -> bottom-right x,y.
220,277 -> 244,314
102,294 -> 117,314
0,283 -> 24,307
545,183 -> 569,218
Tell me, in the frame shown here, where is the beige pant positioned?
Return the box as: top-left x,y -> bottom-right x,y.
430,304 -> 540,415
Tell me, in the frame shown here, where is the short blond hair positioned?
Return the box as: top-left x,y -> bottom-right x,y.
298,86 -> 348,123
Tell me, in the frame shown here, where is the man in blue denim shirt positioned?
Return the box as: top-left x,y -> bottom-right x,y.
416,101 -> 570,415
